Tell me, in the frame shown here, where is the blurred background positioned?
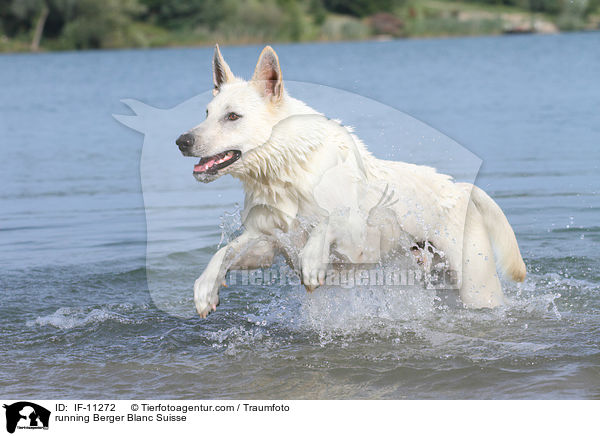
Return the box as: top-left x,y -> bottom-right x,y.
1,0 -> 599,52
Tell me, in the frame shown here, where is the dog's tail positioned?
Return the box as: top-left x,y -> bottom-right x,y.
471,185 -> 526,282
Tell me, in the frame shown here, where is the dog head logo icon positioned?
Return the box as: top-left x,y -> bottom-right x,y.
3,402 -> 50,433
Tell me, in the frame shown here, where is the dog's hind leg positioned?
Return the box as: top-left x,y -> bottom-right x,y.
458,201 -> 505,308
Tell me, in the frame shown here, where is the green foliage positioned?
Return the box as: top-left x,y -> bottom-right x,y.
555,0 -> 589,30
462,0 -> 597,16
0,0 -> 598,52
322,0 -> 406,17
0,0 -> 45,36
321,14 -> 370,39
138,0 -> 232,31
60,0 -> 146,49
0,0 -> 146,49
309,0 -> 328,26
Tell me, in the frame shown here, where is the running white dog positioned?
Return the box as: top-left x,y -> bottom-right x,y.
176,45 -> 526,318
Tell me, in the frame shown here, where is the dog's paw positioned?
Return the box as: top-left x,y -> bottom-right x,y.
301,255 -> 328,291
193,276 -> 220,318
301,232 -> 330,291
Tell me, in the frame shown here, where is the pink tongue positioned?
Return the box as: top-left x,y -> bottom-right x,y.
194,157 -> 217,173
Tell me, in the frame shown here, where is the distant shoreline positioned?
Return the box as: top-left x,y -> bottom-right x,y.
1,0 -> 598,55
3,29 -> 599,56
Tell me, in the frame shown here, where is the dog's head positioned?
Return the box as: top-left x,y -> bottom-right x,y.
177,44 -> 287,183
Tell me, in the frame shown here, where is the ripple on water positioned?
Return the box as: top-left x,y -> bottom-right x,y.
26,304 -> 146,330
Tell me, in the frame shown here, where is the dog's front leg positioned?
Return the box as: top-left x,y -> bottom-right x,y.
301,221 -> 332,291
193,245 -> 229,318
301,209 -> 387,291
194,232 -> 274,318
301,212 -> 361,291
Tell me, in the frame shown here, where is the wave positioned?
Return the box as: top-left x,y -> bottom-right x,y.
27,304 -> 145,330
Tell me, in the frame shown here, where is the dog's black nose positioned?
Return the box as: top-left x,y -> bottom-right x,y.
176,133 -> 195,151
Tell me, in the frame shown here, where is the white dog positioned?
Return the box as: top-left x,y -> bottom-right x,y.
176,44 -> 526,318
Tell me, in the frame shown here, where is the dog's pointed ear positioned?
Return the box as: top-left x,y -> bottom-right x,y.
213,44 -> 234,96
251,46 -> 284,102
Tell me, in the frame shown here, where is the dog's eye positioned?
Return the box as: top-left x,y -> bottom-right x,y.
205,109 -> 208,118
226,112 -> 241,121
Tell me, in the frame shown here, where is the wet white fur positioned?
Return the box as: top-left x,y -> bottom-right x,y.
188,45 -> 526,317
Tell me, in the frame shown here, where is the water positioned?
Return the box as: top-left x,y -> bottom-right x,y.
1,33 -> 599,399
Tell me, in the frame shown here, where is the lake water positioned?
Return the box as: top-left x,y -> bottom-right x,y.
1,33 -> 599,399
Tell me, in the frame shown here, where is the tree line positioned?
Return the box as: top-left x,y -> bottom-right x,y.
0,0 -> 598,52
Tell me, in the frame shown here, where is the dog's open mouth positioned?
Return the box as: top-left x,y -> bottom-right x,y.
193,150 -> 241,174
